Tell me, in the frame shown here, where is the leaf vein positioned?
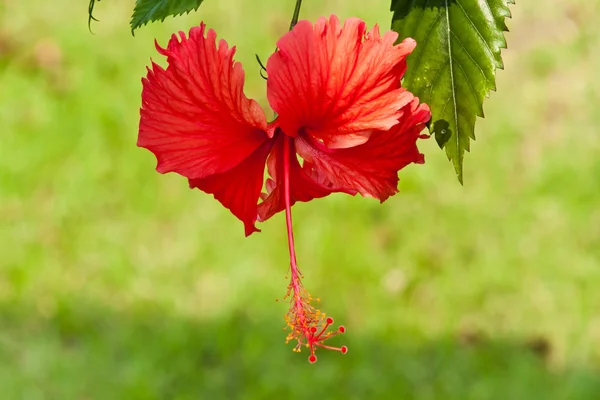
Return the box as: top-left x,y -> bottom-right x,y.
409,9 -> 442,75
137,0 -> 166,28
444,0 -> 459,169
411,0 -> 430,35
426,60 -> 448,101
451,54 -> 479,107
450,31 -> 489,87
454,0 -> 495,61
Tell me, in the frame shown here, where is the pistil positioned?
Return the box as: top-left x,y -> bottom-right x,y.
282,135 -> 347,363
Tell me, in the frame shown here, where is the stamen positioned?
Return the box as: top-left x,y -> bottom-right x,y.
281,135 -> 347,363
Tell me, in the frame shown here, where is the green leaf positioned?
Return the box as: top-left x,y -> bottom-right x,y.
131,0 -> 205,34
391,0 -> 513,183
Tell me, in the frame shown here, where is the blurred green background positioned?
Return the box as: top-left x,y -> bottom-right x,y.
1,0 -> 600,398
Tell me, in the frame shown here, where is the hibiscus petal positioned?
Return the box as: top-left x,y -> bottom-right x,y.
295,100 -> 431,202
266,15 -> 416,141
138,23 -> 269,180
190,140 -> 274,236
257,134 -> 352,223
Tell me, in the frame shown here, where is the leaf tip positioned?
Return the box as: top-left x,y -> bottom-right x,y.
454,149 -> 465,185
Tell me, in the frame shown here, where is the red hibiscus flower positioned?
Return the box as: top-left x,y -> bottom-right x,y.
138,15 -> 431,363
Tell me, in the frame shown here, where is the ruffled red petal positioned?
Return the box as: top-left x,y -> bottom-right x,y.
266,15 -> 416,142
190,140 -> 273,236
295,99 -> 431,202
138,23 -> 269,180
257,134 -> 351,223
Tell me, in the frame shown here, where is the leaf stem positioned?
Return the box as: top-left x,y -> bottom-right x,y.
289,0 -> 303,31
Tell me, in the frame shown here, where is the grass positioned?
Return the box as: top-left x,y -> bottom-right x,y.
1,0 -> 600,398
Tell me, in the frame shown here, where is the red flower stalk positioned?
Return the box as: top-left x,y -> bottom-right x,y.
138,15 -> 431,363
